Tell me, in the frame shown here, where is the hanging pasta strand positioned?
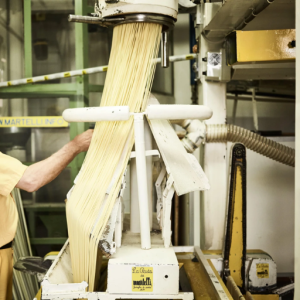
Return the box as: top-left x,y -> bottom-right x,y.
66,22 -> 162,291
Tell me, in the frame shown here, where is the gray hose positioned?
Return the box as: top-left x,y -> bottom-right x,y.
206,124 -> 295,167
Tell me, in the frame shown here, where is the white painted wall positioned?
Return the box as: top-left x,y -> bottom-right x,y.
227,99 -> 295,134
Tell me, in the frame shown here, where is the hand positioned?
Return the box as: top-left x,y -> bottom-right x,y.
71,129 -> 94,153
192,44 -> 198,54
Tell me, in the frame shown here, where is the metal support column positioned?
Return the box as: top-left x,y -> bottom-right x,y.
24,0 -> 32,78
232,94 -> 238,125
70,0 -> 90,181
295,0 -> 300,297
197,3 -> 228,250
251,88 -> 259,132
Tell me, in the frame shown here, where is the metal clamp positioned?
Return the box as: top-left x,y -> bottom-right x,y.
69,13 -> 176,32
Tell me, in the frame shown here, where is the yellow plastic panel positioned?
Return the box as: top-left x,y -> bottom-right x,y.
236,29 -> 295,62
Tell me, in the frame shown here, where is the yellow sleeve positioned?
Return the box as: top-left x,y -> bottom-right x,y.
0,152 -> 27,197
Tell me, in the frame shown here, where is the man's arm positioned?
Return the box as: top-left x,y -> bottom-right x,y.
16,129 -> 93,193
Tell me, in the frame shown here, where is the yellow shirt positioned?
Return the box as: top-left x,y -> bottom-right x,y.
0,152 -> 27,247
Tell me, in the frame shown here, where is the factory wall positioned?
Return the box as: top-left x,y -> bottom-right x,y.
227,99 -> 295,134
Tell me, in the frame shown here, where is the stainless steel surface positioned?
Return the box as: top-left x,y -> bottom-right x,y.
68,14 -> 125,27
0,127 -> 31,147
232,62 -> 296,70
272,283 -> 294,295
68,14 -> 106,24
243,0 -> 295,31
69,13 -> 176,32
227,94 -> 295,104
231,62 -> 295,80
203,0 -> 295,39
109,13 -> 175,32
161,32 -> 169,68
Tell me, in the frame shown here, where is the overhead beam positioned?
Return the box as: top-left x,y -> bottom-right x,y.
0,83 -> 78,98
203,0 -> 295,39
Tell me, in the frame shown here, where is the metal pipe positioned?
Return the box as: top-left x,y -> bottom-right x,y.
161,31 -> 169,68
178,119 -> 295,167
232,94 -> 238,125
130,119 -> 153,233
62,106 -> 130,122
6,0 -> 10,80
174,193 -> 179,246
0,53 -> 196,88
134,113 -> 151,249
68,14 -> 124,25
251,88 -> 259,132
147,104 -> 212,120
227,93 -> 295,104
206,124 -> 295,167
68,15 -> 103,24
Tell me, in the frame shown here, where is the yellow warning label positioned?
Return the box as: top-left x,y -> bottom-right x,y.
132,267 -> 153,292
186,55 -> 194,60
0,117 -> 68,128
256,263 -> 269,278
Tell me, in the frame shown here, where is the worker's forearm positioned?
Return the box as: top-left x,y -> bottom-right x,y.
16,129 -> 93,193
16,140 -> 80,192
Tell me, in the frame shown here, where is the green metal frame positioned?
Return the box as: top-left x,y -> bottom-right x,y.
2,0 -> 104,180
1,0 -> 104,247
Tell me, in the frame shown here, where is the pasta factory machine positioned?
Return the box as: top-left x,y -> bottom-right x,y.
35,6 -> 217,300
39,94 -> 216,299
68,0 -> 179,68
9,1 -> 295,299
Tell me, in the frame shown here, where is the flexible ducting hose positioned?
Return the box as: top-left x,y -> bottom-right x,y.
206,124 -> 295,167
